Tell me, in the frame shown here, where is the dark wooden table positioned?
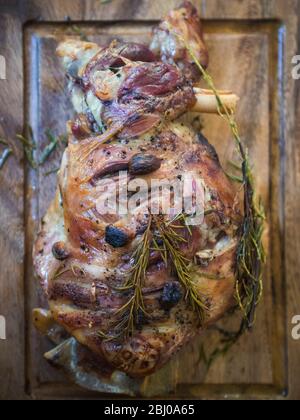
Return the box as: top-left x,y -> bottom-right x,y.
0,0 -> 299,400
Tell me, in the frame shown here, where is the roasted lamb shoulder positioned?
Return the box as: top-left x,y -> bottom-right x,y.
33,2 -> 242,378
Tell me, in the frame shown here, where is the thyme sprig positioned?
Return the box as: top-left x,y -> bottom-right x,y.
176,33 -> 266,364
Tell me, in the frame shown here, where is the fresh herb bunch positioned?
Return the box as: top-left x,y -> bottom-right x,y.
153,214 -> 208,324
0,127 -> 67,173
98,216 -> 153,341
99,214 -> 208,341
180,34 -> 266,365
113,215 -> 153,338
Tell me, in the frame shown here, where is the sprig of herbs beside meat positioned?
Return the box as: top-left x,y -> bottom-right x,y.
96,35 -> 266,359
181,36 -> 266,368
0,127 -> 67,175
66,0 -> 113,41
1,10 -> 266,370
99,214 -> 209,342
0,138 -> 13,170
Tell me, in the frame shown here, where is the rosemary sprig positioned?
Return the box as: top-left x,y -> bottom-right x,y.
115,217 -> 152,336
174,32 -> 266,364
16,127 -> 37,169
154,215 -> 208,324
59,134 -> 68,147
44,167 -> 60,176
0,138 -> 9,146
39,130 -> 59,165
16,134 -> 35,149
0,148 -> 12,170
99,216 -> 153,341
228,160 -> 243,171
99,212 -> 210,343
70,25 -> 89,42
16,128 -> 67,170
225,158 -> 244,183
198,323 -> 245,369
226,173 -> 243,184
1,128 -> 66,172
0,137 -> 13,170
97,213 -> 209,342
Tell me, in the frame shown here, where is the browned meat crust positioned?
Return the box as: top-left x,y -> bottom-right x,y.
33,2 -> 242,378
150,1 -> 209,82
34,123 -> 241,377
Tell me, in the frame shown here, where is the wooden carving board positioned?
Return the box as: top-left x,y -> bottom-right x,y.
0,0 -> 299,400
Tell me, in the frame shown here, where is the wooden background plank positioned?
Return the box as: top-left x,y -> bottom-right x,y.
21,0 -> 205,22
282,0 -> 300,402
0,4 -> 25,400
25,20 -> 276,397
0,0 -> 299,399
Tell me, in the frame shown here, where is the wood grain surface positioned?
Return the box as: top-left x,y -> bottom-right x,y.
0,0 -> 299,400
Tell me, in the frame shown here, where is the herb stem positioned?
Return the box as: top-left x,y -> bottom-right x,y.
39,130 -> 59,165
0,148 -> 12,170
172,30 -> 266,365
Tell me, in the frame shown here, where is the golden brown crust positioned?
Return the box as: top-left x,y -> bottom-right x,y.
33,121 -> 241,377
33,2 -> 242,378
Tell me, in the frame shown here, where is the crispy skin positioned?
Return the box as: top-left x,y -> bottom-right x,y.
150,1 -> 209,82
33,2 -> 241,378
34,122 -> 241,377
57,39 -> 196,139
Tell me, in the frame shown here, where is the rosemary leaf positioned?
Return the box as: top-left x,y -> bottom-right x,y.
39,130 -> 59,165
16,134 -> 36,149
228,160 -> 243,171
154,215 -> 208,324
98,216 -> 153,341
58,134 -> 68,147
0,148 -> 12,170
71,25 -> 89,42
0,138 -> 9,146
24,146 -> 38,169
16,128 -> 38,168
172,30 -> 266,365
225,173 -> 244,183
44,167 -> 60,176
